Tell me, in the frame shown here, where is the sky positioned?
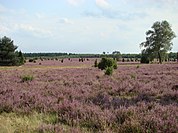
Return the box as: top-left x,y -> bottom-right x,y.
0,0 -> 178,54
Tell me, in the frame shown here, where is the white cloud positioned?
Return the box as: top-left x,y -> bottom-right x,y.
14,24 -> 53,38
58,18 -> 74,24
35,13 -> 46,19
96,0 -> 110,9
0,1 -> 177,53
0,25 -> 10,35
67,0 -> 84,6
0,4 -> 7,13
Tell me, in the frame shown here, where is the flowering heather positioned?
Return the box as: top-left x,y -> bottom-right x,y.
0,61 -> 178,132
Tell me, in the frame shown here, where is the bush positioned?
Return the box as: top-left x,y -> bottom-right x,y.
29,59 -> 34,62
94,59 -> 98,67
98,58 -> 117,70
140,53 -> 150,64
21,75 -> 34,82
105,67 -> 113,75
140,56 -> 149,64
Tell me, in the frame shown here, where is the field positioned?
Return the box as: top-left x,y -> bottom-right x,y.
0,59 -> 178,133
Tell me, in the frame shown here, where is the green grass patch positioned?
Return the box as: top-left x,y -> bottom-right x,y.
21,75 -> 34,82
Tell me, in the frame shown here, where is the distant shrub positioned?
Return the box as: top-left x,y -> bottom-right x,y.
130,73 -> 136,79
21,75 -> 34,82
79,58 -> 84,62
94,59 -> 98,67
29,59 -> 34,62
105,67 -> 113,75
98,58 -> 117,70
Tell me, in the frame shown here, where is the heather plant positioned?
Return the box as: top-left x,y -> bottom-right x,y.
0,63 -> 178,132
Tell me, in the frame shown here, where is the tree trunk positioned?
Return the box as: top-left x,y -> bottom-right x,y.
158,51 -> 162,64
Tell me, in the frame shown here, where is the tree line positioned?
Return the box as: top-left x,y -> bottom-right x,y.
24,52 -> 177,61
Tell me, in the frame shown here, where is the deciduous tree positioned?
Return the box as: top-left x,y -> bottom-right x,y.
140,20 -> 176,64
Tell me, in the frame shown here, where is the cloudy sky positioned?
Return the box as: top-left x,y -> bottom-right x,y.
0,0 -> 177,53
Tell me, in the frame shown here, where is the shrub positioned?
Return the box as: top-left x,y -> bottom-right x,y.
105,67 -> 113,75
98,58 -> 117,70
140,53 -> 149,64
113,62 -> 117,69
94,59 -> 98,67
21,75 -> 34,82
29,59 -> 34,62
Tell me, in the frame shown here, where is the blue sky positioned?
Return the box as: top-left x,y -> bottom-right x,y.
0,0 -> 177,53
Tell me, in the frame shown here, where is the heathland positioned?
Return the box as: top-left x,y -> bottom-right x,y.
0,59 -> 177,132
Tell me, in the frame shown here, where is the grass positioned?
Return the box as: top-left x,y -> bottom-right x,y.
21,75 -> 34,82
0,112 -> 90,133
0,64 -> 90,71
0,112 -> 64,133
0,112 -> 42,133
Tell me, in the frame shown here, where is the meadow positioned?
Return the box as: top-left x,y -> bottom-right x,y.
0,59 -> 178,133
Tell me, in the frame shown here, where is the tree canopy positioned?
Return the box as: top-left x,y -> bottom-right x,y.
140,20 -> 176,64
0,36 -> 24,66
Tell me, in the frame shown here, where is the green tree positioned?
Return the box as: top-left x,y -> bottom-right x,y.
140,20 -> 176,64
112,51 -> 121,61
18,50 -> 25,64
0,36 -> 25,66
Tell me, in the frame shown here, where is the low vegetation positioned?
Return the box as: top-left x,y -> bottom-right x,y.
0,63 -> 177,132
21,75 -> 34,82
104,66 -> 113,75
0,20 -> 177,132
